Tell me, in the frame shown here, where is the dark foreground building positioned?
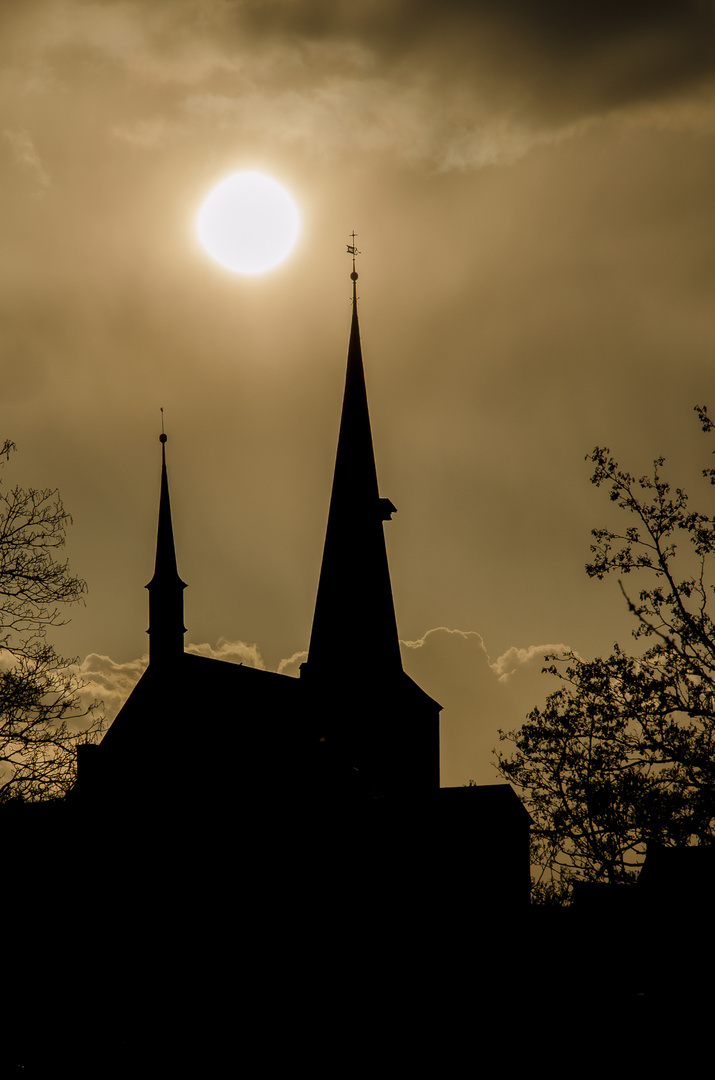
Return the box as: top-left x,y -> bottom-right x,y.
7,270 -> 534,1074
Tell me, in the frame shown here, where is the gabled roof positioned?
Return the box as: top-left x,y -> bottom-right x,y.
98,651 -> 304,759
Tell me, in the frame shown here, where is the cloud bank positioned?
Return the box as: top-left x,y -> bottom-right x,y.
77,638 -> 267,726
401,627 -> 567,785
4,1 -> 715,175
78,628 -> 566,786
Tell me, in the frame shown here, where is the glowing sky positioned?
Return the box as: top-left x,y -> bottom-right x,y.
3,1 -> 715,784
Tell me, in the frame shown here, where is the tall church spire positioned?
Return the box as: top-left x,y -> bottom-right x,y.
307,245 -> 402,675
146,427 -> 186,665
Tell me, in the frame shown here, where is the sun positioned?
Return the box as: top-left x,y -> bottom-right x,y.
196,171 -> 300,275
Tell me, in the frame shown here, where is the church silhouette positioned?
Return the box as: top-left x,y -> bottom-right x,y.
6,261 -> 712,1073
76,267 -> 442,810
75,263 -> 531,881
7,262 -> 534,1072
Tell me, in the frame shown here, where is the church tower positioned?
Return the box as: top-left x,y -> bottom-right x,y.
82,257 -> 439,813
307,258 -> 401,674
146,429 -> 186,665
303,249 -> 441,796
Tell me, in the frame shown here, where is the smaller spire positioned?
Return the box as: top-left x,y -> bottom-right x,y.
146,420 -> 187,665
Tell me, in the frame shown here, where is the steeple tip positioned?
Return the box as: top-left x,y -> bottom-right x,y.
347,231 -> 360,293
159,408 -> 168,462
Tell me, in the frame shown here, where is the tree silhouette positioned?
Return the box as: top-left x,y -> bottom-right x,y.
0,440 -> 102,802
496,408 -> 715,900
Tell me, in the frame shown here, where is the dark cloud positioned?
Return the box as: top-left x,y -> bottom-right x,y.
4,1 -> 715,175
235,0 -> 715,125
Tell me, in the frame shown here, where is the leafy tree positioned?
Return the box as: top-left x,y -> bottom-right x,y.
0,440 -> 103,802
495,407 -> 715,900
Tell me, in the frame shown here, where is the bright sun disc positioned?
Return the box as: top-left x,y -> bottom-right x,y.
197,171 -> 300,275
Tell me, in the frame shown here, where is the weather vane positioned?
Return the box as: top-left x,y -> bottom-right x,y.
347,231 -> 360,280
160,406 -> 167,444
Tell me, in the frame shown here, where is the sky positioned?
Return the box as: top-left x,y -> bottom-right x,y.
3,1 -> 715,786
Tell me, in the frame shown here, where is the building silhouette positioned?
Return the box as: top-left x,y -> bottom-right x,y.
77,269 -> 442,814
74,268 -> 530,877
7,266 -> 535,1072
77,263 -> 530,908
5,266 -> 713,1073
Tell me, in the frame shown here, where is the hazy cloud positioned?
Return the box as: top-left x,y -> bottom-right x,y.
277,648 -> 307,677
76,639 -> 267,729
76,652 -> 148,727
111,117 -> 186,148
401,628 -> 568,785
3,1 -> 715,173
233,0 -> 715,136
0,0 -> 237,86
2,128 -> 51,189
186,638 -> 267,667
80,628 -> 565,786
491,643 -> 573,683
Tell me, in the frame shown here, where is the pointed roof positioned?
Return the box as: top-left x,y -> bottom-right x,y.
307,269 -> 402,675
146,432 -> 186,664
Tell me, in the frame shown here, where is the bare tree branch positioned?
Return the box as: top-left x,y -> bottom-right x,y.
495,408 -> 715,899
0,444 -> 104,803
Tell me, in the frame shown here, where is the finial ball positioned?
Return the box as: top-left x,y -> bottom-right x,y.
160,433 -> 168,444
350,270 -> 358,281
